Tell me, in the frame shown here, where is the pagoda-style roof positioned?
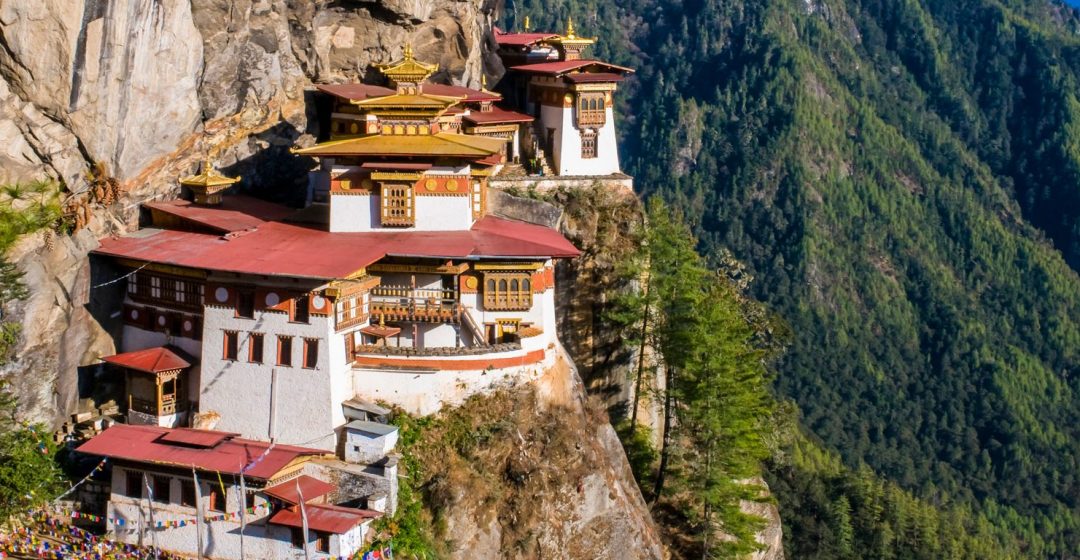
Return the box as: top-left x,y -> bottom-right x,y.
545,16 -> 596,48
180,159 -> 240,188
293,132 -> 505,159
511,59 -> 634,76
493,28 -> 560,47
352,93 -> 461,114
463,107 -> 535,126
102,346 -> 191,374
377,44 -> 438,85
423,83 -> 501,103
316,83 -> 395,102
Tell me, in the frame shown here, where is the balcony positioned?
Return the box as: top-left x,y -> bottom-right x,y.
369,286 -> 461,323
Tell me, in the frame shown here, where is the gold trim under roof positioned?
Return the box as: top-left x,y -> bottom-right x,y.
180,158 -> 240,188
377,43 -> 439,84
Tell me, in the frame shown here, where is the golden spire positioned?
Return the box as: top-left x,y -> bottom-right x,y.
481,74 -> 488,91
566,16 -> 576,39
404,42 -> 414,60
524,15 -> 530,33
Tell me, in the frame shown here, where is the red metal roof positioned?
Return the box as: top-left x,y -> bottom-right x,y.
94,214 -> 579,280
147,195 -> 295,234
316,83 -> 395,101
157,429 -> 236,448
101,346 -> 191,374
493,29 -> 560,47
423,83 -> 501,103
263,475 -> 335,505
564,72 -> 627,84
269,504 -> 380,534
511,60 -> 634,76
76,424 -> 328,480
464,107 -> 535,125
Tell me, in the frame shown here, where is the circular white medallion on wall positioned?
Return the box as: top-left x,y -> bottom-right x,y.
129,309 -> 139,320
312,295 -> 326,310
157,315 -> 167,327
215,287 -> 229,303
265,292 -> 280,307
183,320 -> 193,332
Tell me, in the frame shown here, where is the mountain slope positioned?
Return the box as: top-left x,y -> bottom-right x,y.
503,0 -> 1080,555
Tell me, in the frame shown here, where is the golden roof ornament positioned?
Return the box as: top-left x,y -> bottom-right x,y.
566,16 -> 576,39
180,157 -> 239,205
180,157 -> 240,188
377,42 -> 439,88
524,15 -> 531,33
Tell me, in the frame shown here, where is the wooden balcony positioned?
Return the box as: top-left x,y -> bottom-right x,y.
370,286 -> 461,323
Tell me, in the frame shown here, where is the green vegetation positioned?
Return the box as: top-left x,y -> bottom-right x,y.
0,179 -> 67,520
0,380 -> 66,521
504,0 -> 1080,556
609,201 -> 779,557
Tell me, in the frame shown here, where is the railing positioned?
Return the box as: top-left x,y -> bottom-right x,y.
353,342 -> 522,358
129,396 -> 177,416
370,286 -> 460,323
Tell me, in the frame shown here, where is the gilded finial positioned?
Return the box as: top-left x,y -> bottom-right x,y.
404,43 -> 414,60
524,15 -> 530,33
566,16 -> 575,39
481,74 -> 488,91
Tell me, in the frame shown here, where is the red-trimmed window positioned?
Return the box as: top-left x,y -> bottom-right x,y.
292,295 -> 310,324
237,288 -> 255,319
483,273 -> 533,311
223,331 -> 239,361
277,336 -> 293,367
303,339 -> 319,369
249,333 -> 264,364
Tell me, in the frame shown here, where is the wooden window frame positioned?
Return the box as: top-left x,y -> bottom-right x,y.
302,338 -> 319,369
314,531 -> 330,553
180,479 -> 196,508
290,527 -> 305,549
249,333 -> 264,364
236,288 -> 256,319
580,130 -> 598,159
380,183 -> 415,227
208,488 -> 225,513
291,294 -> 310,324
335,293 -> 369,331
576,93 -> 606,127
125,471 -> 143,499
223,331 -> 239,361
152,476 -> 170,504
483,272 -> 533,311
277,336 -> 293,367
128,271 -> 204,312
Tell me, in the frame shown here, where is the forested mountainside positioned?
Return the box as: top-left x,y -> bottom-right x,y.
504,0 -> 1080,556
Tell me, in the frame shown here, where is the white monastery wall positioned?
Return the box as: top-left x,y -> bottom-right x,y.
351,345 -> 555,415
414,195 -> 472,230
328,193 -> 378,232
198,306 -> 342,450
543,105 -> 620,176
329,193 -> 472,232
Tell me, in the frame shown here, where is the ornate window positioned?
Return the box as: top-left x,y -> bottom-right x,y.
576,94 -> 606,127
483,273 -> 533,311
128,271 -> 204,312
381,183 -> 414,226
335,292 -> 369,331
581,131 -> 597,159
